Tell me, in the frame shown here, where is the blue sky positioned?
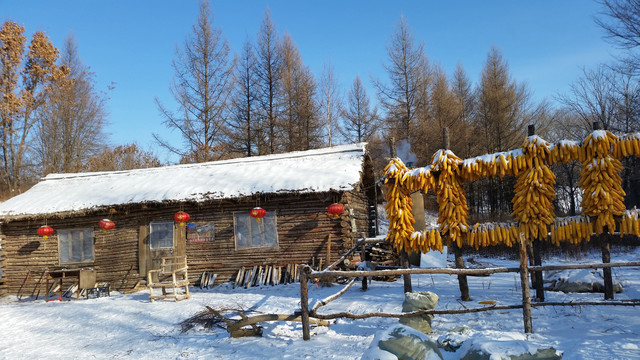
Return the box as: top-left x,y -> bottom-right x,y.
1,0 -> 619,163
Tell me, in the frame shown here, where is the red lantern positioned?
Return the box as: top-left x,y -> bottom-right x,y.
328,203 -> 345,219
99,219 -> 115,232
37,225 -> 54,239
250,207 -> 266,222
174,211 -> 190,226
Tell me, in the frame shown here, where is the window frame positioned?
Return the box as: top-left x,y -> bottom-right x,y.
149,221 -> 175,250
58,228 -> 95,265
233,210 -> 279,250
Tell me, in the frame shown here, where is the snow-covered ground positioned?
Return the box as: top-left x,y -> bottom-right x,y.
1,245 -> 639,359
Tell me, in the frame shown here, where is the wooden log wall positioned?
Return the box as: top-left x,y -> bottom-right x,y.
0,188 -> 374,297
0,215 -> 143,298
183,191 -> 370,285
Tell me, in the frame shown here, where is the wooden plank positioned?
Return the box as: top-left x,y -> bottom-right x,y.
244,267 -> 253,289
200,272 -> 207,289
139,225 -> 149,276
234,267 -> 244,289
17,270 -> 31,300
175,223 -> 186,257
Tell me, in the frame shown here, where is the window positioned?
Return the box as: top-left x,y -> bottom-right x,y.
150,222 -> 174,249
234,211 -> 278,250
59,229 -> 94,264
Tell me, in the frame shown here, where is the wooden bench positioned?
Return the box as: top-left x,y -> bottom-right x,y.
147,256 -> 191,302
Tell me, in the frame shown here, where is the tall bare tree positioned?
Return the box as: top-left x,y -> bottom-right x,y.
228,38 -> 259,157
431,66 -> 464,152
475,47 -> 529,154
279,33 -> 320,151
319,62 -> 341,146
154,1 -> 235,163
451,63 -> 476,156
0,21 -> 61,196
340,75 -> 379,143
296,66 -> 321,150
35,34 -> 108,175
557,64 -> 619,131
374,16 -> 431,141
255,9 -> 283,154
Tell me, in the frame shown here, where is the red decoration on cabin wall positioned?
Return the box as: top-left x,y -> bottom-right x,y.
37,225 -> 54,239
99,219 -> 115,232
328,203 -> 345,219
174,211 -> 190,226
250,207 -> 266,222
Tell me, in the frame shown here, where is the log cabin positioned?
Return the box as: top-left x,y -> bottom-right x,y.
0,143 -> 378,298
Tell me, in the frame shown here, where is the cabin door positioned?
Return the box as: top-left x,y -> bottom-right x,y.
139,222 -> 186,280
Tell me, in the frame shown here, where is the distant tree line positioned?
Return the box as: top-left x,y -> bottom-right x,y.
4,0 -> 640,220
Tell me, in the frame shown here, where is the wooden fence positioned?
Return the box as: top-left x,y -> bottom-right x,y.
297,235 -> 640,340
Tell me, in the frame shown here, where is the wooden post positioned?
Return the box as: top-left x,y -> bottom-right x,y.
400,251 -> 412,293
533,240 -> 545,301
519,233 -> 533,333
601,233 -> 614,300
454,245 -> 470,301
361,242 -> 368,291
591,121 -> 614,300
326,234 -> 332,266
528,124 -> 545,302
299,265 -> 311,340
442,127 -> 470,301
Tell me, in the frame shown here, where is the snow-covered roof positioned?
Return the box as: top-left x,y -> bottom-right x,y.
0,143 -> 368,218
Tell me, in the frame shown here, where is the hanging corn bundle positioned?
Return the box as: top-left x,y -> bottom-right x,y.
467,222 -> 519,249
460,151 -> 519,181
512,136 -> 556,241
431,149 -> 468,248
549,139 -> 580,165
409,225 -> 444,253
550,216 -> 593,245
383,158 -> 416,252
578,130 -> 625,235
613,133 -> 640,158
619,209 -> 640,237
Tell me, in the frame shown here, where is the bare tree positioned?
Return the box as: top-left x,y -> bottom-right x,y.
596,0 -> 640,67
255,9 -> 283,154
279,33 -> 320,151
319,62 -> 341,146
83,143 -> 161,172
612,63 -> 640,132
35,34 -> 108,175
0,21 -> 61,196
475,46 -> 530,154
451,63 -> 476,156
431,66 -> 464,151
154,1 -> 235,163
557,64 -> 619,131
340,75 -> 379,143
296,66 -> 321,150
374,16 -> 431,141
228,38 -> 259,157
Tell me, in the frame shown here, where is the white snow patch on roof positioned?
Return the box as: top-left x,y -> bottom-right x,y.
0,143 -> 367,217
